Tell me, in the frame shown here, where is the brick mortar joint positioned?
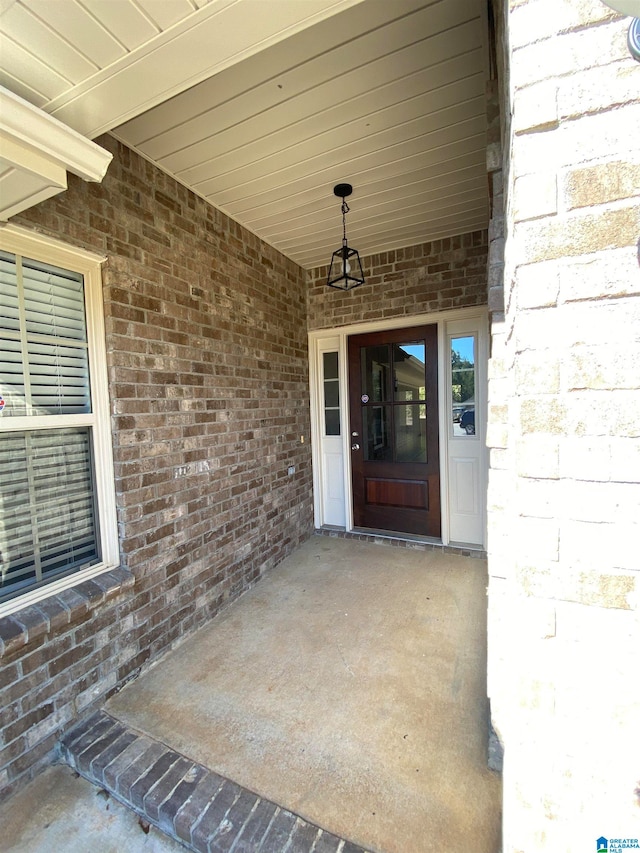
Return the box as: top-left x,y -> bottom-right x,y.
0,569 -> 136,659
60,711 -> 372,853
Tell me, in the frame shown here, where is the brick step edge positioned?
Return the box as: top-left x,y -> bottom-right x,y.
59,710 -> 372,853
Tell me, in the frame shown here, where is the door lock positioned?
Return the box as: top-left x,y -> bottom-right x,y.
351,443 -> 360,451
351,431 -> 359,437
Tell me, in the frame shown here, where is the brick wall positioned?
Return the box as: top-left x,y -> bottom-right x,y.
487,2 -> 640,850
307,231 -> 488,330
0,135 -> 314,799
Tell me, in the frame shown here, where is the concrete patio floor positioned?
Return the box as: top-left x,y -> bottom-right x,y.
103,534 -> 501,853
2,762 -> 185,852
1,535 -> 501,852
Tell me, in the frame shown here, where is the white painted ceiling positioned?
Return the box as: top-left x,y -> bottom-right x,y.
0,0 -> 489,270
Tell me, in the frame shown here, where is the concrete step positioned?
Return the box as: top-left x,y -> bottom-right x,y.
59,710 -> 371,853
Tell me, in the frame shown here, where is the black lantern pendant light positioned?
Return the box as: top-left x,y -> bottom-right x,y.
327,183 -> 365,291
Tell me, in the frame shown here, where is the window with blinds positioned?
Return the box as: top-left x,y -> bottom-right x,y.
0,250 -> 101,604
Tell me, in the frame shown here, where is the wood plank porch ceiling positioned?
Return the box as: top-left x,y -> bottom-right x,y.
0,0 -> 489,270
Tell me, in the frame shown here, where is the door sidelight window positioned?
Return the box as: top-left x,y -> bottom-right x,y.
451,335 -> 476,436
322,351 -> 340,436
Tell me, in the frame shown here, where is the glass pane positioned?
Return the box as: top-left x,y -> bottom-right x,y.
323,351 -> 338,380
451,335 -> 475,437
363,405 -> 392,461
27,341 -> 90,415
0,253 -> 91,417
0,427 -> 100,603
324,379 -> 339,409
22,258 -> 87,342
361,345 -> 390,402
0,337 -> 27,417
325,409 -> 340,436
393,342 -> 425,401
323,352 -> 340,435
0,251 -> 20,332
394,404 -> 427,462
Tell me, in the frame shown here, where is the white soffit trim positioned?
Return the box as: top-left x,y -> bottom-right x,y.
0,133 -> 67,221
43,0 -> 369,139
0,86 -> 113,182
0,86 -> 112,220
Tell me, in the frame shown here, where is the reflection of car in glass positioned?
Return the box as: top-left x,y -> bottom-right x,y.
453,406 -> 464,423
460,409 -> 475,435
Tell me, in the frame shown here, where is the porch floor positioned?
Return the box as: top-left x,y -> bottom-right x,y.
103,534 -> 501,853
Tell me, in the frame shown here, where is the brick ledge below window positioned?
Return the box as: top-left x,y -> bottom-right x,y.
0,569 -> 134,658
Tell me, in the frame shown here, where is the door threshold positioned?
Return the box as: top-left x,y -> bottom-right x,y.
354,526 -> 442,545
316,526 -> 486,558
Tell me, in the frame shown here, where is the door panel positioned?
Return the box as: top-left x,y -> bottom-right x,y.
365,478 -> 427,509
348,325 -> 440,537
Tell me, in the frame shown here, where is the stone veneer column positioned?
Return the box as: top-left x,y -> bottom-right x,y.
487,1 -> 640,851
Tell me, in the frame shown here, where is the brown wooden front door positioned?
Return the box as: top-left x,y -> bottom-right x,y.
348,324 -> 440,537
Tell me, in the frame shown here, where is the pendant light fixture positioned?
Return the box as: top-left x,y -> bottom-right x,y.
326,183 -> 365,291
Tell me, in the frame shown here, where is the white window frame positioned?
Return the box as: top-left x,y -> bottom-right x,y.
0,223 -> 118,618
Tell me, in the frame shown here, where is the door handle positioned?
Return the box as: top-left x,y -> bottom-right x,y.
351,443 -> 360,451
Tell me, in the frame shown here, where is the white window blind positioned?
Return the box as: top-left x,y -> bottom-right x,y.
0,247 -> 108,606
0,252 -> 90,417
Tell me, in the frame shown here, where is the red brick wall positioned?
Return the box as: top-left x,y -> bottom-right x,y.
307,231 -> 488,330
0,135 -> 313,798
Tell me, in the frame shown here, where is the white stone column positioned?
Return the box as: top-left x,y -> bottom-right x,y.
488,1 -> 640,850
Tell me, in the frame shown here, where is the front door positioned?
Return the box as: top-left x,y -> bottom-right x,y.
348,325 -> 440,537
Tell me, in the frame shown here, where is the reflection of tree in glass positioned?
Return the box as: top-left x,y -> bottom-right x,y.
451,348 -> 474,404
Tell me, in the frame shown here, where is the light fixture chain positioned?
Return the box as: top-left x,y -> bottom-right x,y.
341,199 -> 349,245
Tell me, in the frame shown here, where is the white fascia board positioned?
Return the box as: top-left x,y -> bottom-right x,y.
0,86 -> 112,182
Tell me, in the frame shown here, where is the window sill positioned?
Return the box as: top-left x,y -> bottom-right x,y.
0,568 -> 134,658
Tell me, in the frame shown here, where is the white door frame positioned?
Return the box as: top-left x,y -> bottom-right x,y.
309,306 -> 488,548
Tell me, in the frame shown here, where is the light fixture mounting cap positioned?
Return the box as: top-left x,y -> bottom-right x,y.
333,183 -> 353,199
